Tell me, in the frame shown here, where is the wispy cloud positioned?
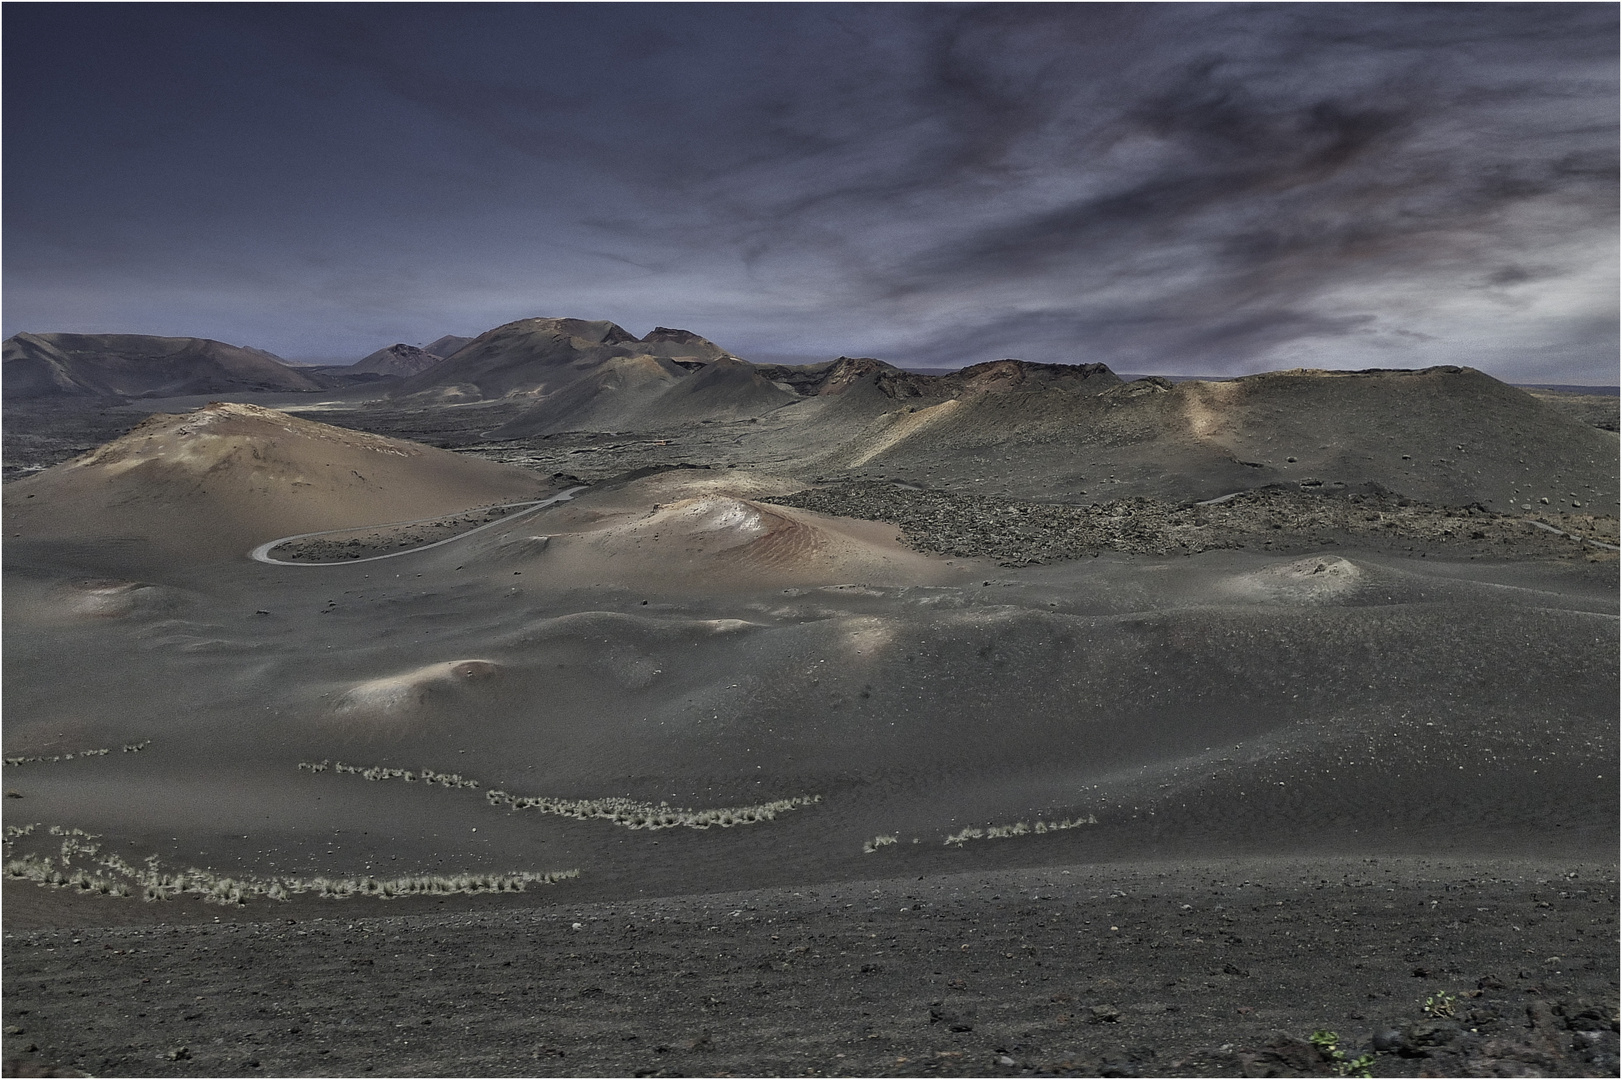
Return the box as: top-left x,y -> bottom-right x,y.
3,4 -> 1615,379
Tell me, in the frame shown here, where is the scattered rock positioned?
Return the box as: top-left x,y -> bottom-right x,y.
1088,1004 -> 1122,1024
1233,1034 -> 1334,1076
1097,1046 -> 1157,1078
1400,1018 -> 1464,1055
929,1004 -> 975,1032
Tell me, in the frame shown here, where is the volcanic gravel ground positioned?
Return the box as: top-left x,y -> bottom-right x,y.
765,483 -> 1619,565
0,407 -> 141,483
3,858 -> 1615,1078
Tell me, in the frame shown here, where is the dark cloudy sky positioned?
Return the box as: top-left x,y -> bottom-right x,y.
4,3 -> 1617,381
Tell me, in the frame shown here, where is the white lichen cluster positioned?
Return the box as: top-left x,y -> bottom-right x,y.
944,814 -> 1098,846
485,789 -> 821,831
298,759 -> 479,788
3,741 -> 148,766
862,834 -> 899,853
3,826 -> 578,906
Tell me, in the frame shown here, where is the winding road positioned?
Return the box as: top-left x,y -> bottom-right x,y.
248,486 -> 586,566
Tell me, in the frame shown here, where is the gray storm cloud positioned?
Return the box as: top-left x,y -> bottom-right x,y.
3,3 -> 1615,380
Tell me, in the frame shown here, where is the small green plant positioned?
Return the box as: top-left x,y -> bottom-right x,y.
1310,1030 -> 1375,1078
1422,991 -> 1456,1018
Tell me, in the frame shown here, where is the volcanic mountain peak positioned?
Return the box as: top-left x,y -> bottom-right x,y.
505,316 -> 641,346
641,326 -> 710,345
391,316 -> 738,403
422,334 -> 474,360
2,331 -> 321,400
944,359 -> 1121,395
812,356 -> 904,396
352,343 -> 446,377
634,328 -> 732,364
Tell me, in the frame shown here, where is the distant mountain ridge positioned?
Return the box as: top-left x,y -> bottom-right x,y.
7,320 -> 1613,516
2,332 -> 324,400
380,317 -> 1130,437
387,317 -> 773,436
387,319 -> 1611,513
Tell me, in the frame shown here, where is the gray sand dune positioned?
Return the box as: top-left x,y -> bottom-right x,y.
3,575 -> 188,627
1215,554 -> 1365,602
327,659 -> 504,730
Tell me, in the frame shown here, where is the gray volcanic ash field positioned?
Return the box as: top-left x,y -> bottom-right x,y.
2,324 -> 1617,1077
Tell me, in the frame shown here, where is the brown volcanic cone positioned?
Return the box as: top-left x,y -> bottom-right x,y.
486,469 -> 954,590
3,402 -> 549,559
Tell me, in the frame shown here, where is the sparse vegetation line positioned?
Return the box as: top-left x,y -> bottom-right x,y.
945,815 -> 1098,846
2,824 -> 577,906
299,759 -> 821,831
484,789 -> 820,830
4,740 -> 148,766
298,759 -> 479,788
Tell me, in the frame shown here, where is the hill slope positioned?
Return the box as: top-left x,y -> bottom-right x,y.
391,317 -> 792,435
2,402 -> 550,559
727,365 -> 1618,512
390,318 -> 719,401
